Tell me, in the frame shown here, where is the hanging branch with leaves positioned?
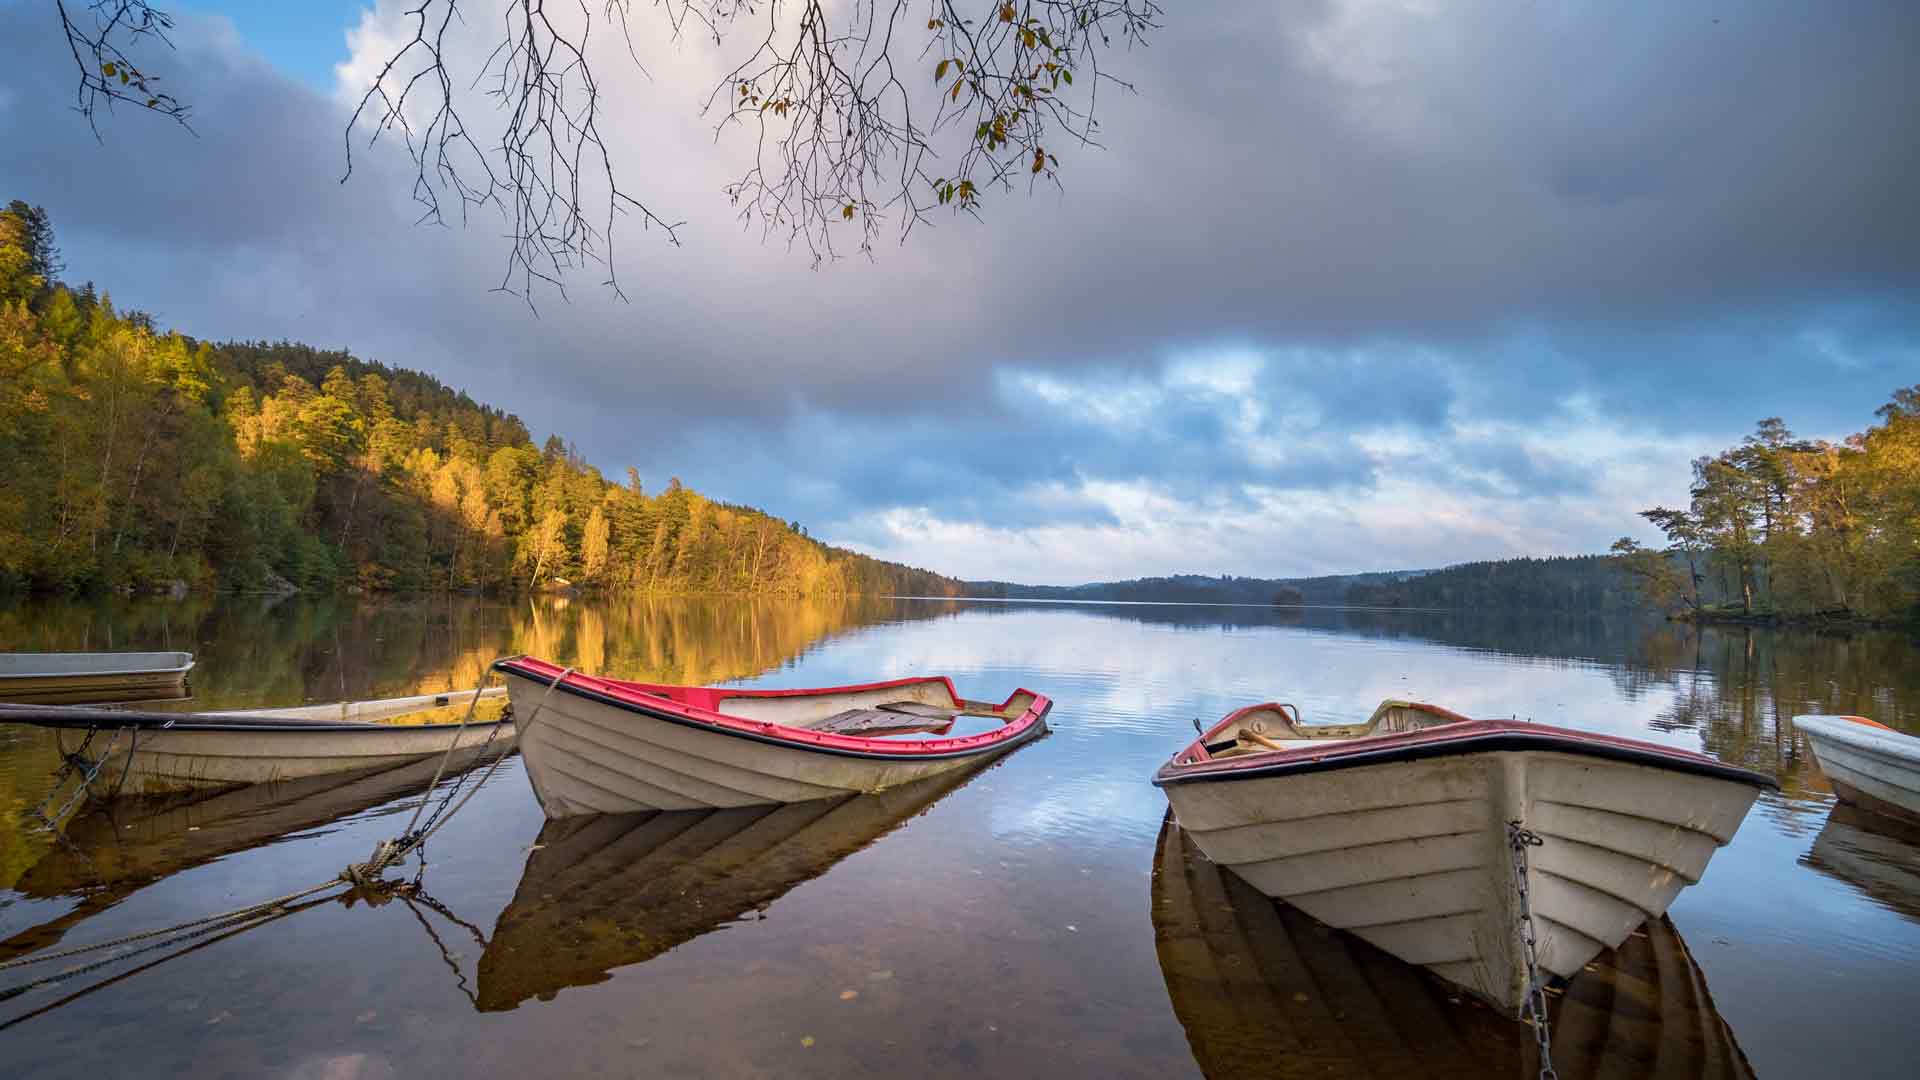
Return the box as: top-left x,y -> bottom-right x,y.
711,1 -> 1159,262
55,0 -> 191,132
49,0 -> 1161,297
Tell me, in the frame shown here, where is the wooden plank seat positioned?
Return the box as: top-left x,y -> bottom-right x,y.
874,701 -> 964,720
809,704 -> 958,737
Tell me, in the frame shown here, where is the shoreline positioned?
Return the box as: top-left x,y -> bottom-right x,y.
1674,608 -> 1918,632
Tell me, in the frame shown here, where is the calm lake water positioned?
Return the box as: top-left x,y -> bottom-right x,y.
1,595 -> 1917,1078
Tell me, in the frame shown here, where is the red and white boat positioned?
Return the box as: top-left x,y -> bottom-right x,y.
494,656 -> 1050,818
1154,699 -> 1774,1015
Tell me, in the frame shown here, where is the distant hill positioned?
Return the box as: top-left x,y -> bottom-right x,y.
964,570 -> 1425,605
1343,555 -> 1643,612
968,555 -> 1678,613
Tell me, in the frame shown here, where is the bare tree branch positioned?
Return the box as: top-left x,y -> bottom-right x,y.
50,1 -> 1161,298
344,1 -> 689,308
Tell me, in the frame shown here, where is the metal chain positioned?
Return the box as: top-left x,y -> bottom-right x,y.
406,702 -> 513,876
23,726 -> 98,828
352,664 -> 571,882
23,725 -> 129,832
1507,819 -> 1559,1080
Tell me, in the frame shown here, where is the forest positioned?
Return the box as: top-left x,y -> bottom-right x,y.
966,570 -> 1415,605
1612,401 -> 1920,624
0,201 -> 962,599
1343,556 -> 1643,612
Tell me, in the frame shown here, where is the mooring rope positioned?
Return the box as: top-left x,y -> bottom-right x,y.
0,894 -> 336,1035
0,876 -> 347,976
0,662 -> 575,1001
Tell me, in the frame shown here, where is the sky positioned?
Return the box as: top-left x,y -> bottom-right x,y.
1,1 -> 1915,584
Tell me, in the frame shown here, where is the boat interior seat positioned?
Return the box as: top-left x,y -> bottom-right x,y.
809,707 -> 957,738
875,701 -> 963,719
1204,699 -> 1473,758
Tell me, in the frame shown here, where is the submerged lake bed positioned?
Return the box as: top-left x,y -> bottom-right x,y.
1,595 -> 1917,1078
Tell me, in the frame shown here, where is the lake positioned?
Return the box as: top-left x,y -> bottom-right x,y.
2,595 -> 1916,1078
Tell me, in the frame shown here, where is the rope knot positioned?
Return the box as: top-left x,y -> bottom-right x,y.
339,862 -> 380,889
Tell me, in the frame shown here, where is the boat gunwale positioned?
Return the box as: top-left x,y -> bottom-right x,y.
1154,719 -> 1777,790
494,656 -> 1051,762
0,651 -> 196,680
0,703 -> 514,735
1795,713 -> 1914,756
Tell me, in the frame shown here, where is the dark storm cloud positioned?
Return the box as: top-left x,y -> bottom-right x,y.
0,0 -> 1915,565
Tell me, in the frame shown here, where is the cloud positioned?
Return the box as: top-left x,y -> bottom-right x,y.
0,0 -> 1914,582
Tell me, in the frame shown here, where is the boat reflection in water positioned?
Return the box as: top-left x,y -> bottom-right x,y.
1152,818 -> 1755,1080
2,745 -> 509,962
1800,803 -> 1920,924
477,767 -> 982,1012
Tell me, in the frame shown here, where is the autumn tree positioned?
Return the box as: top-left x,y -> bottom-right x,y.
528,506 -> 570,586
1635,394 -> 1920,622
1639,506 -> 1706,613
1609,538 -> 1685,612
580,505 -> 613,587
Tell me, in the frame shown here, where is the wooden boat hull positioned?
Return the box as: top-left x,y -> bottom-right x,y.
496,657 -> 1048,818
1152,817 -> 1756,1079
1796,713 -> 1920,826
478,767 -> 981,1011
3,689 -> 513,795
53,723 -> 512,794
1156,718 -> 1769,1015
0,651 -> 194,701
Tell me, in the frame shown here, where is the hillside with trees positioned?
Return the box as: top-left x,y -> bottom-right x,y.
1343,556 -> 1640,612
1613,402 -> 1920,625
965,571 -> 1417,605
0,201 -> 961,599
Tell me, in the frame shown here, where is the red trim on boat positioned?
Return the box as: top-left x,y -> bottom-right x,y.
1836,714 -> 1897,732
1157,718 -> 1776,789
494,656 -> 1050,759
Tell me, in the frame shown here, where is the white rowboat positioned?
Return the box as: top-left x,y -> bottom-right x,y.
1154,699 -> 1773,1016
1795,713 -> 1920,826
494,656 -> 1049,818
1153,816 -> 1757,1078
0,651 -> 194,701
0,688 -> 512,795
